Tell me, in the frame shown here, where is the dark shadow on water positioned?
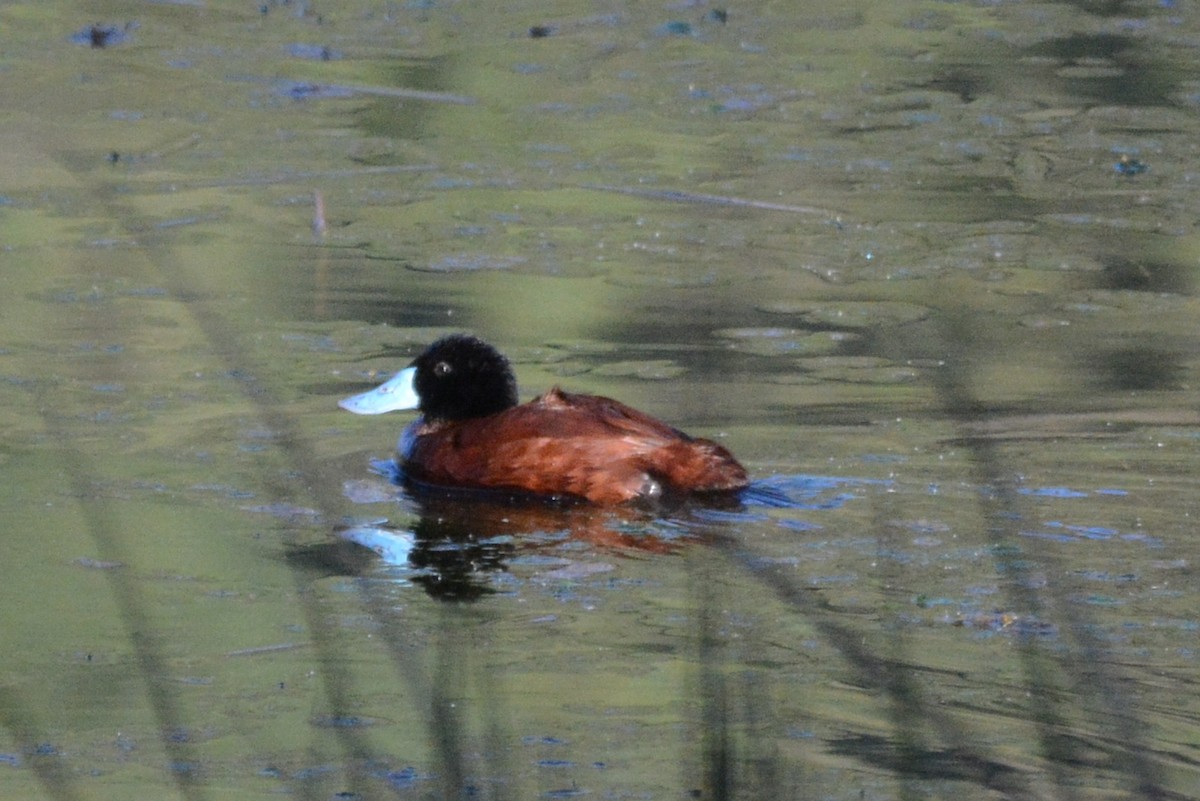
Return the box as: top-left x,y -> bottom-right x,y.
1095,255 -> 1194,295
1089,344 -> 1185,392
1021,33 -> 1176,108
826,733 -> 1026,782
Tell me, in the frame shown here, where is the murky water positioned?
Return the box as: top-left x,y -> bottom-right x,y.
2,0 -> 1199,798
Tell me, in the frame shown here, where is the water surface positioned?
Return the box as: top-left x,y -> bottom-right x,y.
1,1 -> 1199,798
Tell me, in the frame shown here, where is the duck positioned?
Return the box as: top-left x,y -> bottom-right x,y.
339,334 -> 748,505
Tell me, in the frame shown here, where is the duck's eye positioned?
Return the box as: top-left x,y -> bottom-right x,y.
433,361 -> 453,377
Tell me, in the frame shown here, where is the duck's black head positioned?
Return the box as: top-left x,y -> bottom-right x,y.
338,334 -> 519,421
410,335 -> 520,421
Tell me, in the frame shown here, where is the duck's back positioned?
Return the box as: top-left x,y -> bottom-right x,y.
405,387 -> 748,504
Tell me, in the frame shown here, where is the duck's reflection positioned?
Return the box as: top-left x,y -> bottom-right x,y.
311,461 -> 705,601
293,462 -> 852,602
346,504 -> 670,600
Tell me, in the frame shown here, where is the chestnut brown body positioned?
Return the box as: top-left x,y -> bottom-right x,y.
404,387 -> 747,505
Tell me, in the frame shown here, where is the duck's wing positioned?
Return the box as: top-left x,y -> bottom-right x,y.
407,389 -> 746,503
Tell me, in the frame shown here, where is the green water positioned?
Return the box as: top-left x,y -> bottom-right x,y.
1,1 -> 1198,798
